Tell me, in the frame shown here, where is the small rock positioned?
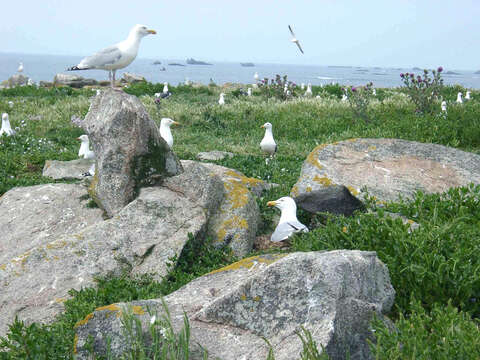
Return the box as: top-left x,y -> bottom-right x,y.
121,73 -> 146,83
42,159 -> 95,180
196,150 -> 234,161
53,73 -> 97,88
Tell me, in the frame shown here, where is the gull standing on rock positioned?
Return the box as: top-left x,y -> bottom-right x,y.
159,118 -> 180,149
260,122 -> 277,156
17,62 -> 23,73
1,113 -> 15,136
218,93 -> 225,105
288,25 -> 304,54
163,82 -> 169,94
267,196 -> 308,242
77,135 -> 96,176
456,92 -> 463,104
67,24 -> 156,87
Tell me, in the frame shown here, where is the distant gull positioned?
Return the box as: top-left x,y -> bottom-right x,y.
260,122 -> 277,156
301,83 -> 305,90
465,90 -> 471,100
77,135 -> 95,176
341,91 -> 348,102
17,62 -> 23,73
218,93 -> 225,105
1,113 -> 15,136
159,118 -> 179,148
304,83 -> 312,97
185,77 -> 191,86
247,87 -> 252,96
27,78 -> 35,86
288,25 -> 304,54
67,24 -> 156,87
163,82 -> 169,94
441,101 -> 447,112
456,92 -> 463,104
372,88 -> 377,96
267,196 -> 308,242
8,101 -> 13,108
254,72 -> 259,82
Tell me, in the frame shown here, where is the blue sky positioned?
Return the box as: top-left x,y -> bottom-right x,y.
1,0 -> 478,69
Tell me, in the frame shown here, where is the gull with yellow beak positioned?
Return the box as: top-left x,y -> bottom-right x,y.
67,24 -> 156,87
159,118 -> 180,148
260,122 -> 277,156
267,196 -> 308,242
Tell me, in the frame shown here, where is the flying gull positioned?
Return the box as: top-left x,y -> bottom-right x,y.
288,25 -> 304,54
1,113 -> 15,136
67,24 -> 156,87
159,118 -> 180,149
267,196 -> 308,242
260,122 -> 277,156
77,135 -> 95,176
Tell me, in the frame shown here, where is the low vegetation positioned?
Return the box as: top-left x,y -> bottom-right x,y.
0,80 -> 479,359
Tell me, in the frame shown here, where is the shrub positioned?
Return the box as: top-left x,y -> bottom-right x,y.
400,67 -> 444,114
345,82 -> 374,123
258,74 -> 296,100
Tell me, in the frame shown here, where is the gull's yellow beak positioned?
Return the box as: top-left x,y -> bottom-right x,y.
260,124 -> 265,128
148,29 -> 157,34
76,137 -> 80,141
267,201 -> 276,207
173,121 -> 180,126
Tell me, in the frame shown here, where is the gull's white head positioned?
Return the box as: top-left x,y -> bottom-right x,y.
77,134 -> 89,143
2,113 -> 8,122
261,122 -> 272,130
160,118 -> 179,127
267,196 -> 297,212
164,82 -> 168,86
219,93 -> 225,98
130,24 -> 156,38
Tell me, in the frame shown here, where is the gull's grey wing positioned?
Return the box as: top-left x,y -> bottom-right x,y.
78,45 -> 122,69
271,221 -> 308,242
288,25 -> 296,37
296,42 -> 304,54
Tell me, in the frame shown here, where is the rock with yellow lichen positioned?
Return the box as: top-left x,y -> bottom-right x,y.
292,138 -> 480,214
74,250 -> 395,360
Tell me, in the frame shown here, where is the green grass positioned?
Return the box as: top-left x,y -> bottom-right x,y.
1,82 -> 480,359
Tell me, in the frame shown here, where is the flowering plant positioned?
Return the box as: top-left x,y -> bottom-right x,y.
400,67 -> 444,114
257,74 -> 296,100
345,82 -> 374,123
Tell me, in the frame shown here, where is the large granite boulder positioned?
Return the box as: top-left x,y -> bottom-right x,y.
2,74 -> 30,87
292,138 -> 480,209
42,159 -> 94,180
74,250 -> 395,360
80,89 -> 182,217
0,161 -> 263,336
53,73 -> 97,88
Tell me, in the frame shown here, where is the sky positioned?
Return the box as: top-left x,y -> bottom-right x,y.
0,0 -> 478,70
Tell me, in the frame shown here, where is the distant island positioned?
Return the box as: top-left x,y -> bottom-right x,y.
412,67 -> 422,71
475,70 -> 480,74
153,60 -> 162,65
240,62 -> 255,67
445,71 -> 460,75
186,58 -> 212,65
168,63 -> 186,67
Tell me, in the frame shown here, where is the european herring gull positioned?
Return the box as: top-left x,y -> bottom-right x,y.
288,25 -> 304,54
267,196 -> 308,242
77,135 -> 95,176
304,83 -> 312,97
67,24 -> 156,87
218,93 -> 225,105
441,101 -> 447,112
260,122 -> 277,156
465,90 -> 471,100
17,62 -> 23,73
159,118 -> 179,148
1,113 -> 15,136
456,92 -> 463,104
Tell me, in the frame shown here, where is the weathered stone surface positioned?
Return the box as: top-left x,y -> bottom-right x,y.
74,250 -> 395,360
4,74 -> 30,87
0,184 -> 104,335
292,138 -> 480,205
42,159 -> 94,180
295,186 -> 365,216
196,150 -> 234,161
121,72 -> 146,83
185,161 -> 262,257
53,73 -> 97,88
80,89 -> 182,216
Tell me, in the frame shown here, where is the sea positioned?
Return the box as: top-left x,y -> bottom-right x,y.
1,52 -> 480,89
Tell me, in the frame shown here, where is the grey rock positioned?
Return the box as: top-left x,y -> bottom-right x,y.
185,161 -> 261,257
80,89 -> 182,216
5,74 -> 30,87
43,159 -> 94,180
70,114 -> 83,126
295,186 -> 365,216
0,184 -> 104,335
53,73 -> 97,88
196,150 -> 234,161
74,250 -> 395,360
292,138 -> 480,206
121,72 -> 146,83
39,81 -> 53,87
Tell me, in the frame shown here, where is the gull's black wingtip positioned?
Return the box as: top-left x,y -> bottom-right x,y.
66,66 -> 85,71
